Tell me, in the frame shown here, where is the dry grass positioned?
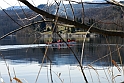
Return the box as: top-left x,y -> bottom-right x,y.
0,0 -> 124,83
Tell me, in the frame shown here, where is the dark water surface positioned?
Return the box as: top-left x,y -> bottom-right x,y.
0,36 -> 124,83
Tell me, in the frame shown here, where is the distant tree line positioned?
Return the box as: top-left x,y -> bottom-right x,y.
0,4 -> 124,37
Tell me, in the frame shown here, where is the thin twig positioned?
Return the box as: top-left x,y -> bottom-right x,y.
68,0 -> 75,21
18,0 -> 124,37
0,54 -> 12,83
35,45 -> 49,83
0,20 -> 52,40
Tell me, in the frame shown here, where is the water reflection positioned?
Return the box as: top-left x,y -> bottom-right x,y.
0,41 -> 124,66
0,44 -> 48,51
0,36 -> 124,83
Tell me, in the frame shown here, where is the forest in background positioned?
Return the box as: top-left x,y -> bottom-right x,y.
0,3 -> 124,37
0,0 -> 124,83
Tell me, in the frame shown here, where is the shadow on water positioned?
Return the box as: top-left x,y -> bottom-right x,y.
0,36 -> 124,83
0,36 -> 124,66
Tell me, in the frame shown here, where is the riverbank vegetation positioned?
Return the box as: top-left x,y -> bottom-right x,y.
0,0 -> 124,83
0,1 -> 124,37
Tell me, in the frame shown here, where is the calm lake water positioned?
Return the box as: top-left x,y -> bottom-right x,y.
0,36 -> 124,83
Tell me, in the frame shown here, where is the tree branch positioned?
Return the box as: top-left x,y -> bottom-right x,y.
18,0 -> 124,38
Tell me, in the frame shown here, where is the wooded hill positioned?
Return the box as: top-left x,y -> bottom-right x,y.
0,4 -> 123,37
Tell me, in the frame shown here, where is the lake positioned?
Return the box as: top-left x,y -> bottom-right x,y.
0,36 -> 124,83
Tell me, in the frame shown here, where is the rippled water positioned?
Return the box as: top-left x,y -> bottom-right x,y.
0,36 -> 124,83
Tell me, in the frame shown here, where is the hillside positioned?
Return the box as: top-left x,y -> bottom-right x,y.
0,4 -> 123,37
84,6 -> 124,31
0,9 -> 34,36
6,6 -> 29,10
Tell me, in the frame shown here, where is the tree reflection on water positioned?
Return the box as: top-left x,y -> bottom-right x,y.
0,36 -> 124,83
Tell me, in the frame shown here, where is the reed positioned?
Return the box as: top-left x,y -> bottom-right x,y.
13,77 -> 23,83
0,0 -> 124,83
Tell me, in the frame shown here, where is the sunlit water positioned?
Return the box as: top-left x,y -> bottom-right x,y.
0,44 -> 48,51
0,37 -> 124,83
